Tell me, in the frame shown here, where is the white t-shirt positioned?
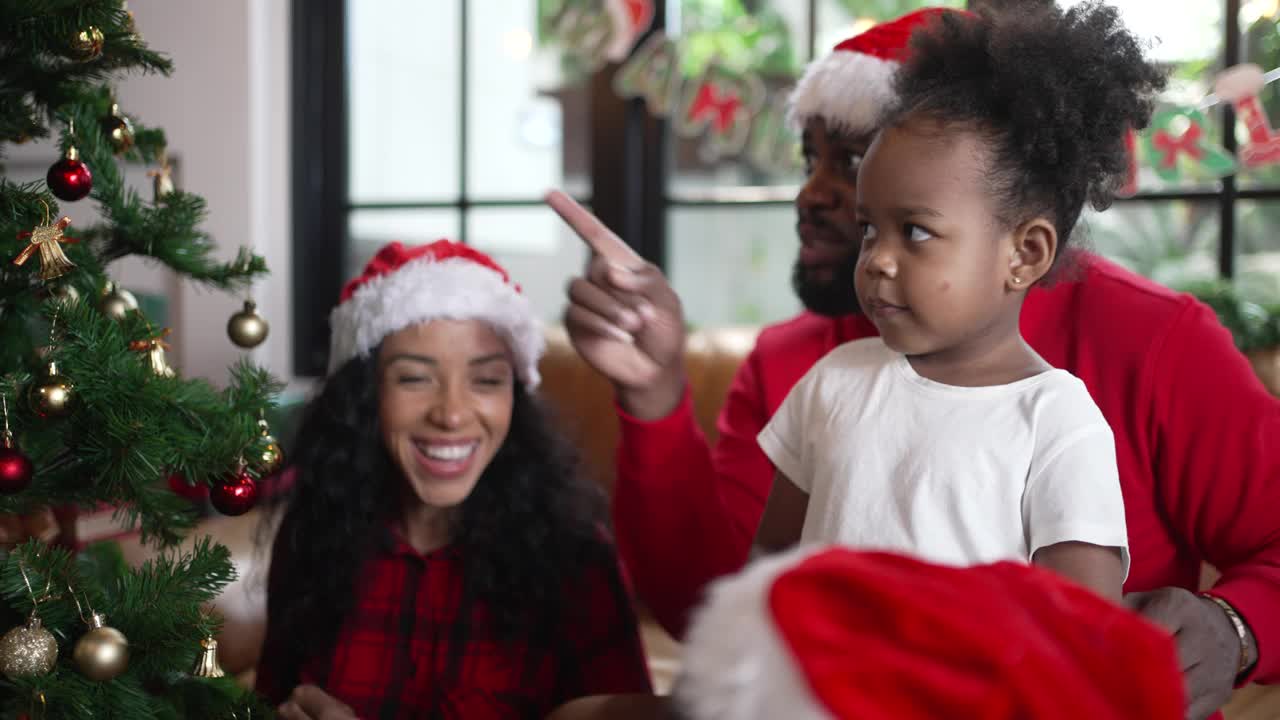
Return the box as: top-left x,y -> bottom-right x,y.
757,337 -> 1129,577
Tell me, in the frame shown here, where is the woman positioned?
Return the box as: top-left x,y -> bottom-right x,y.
257,240 -> 651,719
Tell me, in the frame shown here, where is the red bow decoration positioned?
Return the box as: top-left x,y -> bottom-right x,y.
1151,122 -> 1204,169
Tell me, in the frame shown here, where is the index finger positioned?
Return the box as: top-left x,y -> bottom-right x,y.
545,189 -> 643,267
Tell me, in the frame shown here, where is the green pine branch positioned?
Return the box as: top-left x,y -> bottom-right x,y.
0,2 -> 284,714
0,540 -> 268,719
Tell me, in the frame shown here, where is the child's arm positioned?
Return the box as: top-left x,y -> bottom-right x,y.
750,470 -> 809,560
1032,541 -> 1125,602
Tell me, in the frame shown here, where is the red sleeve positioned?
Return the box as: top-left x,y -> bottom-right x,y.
612,347 -> 774,639
1151,301 -> 1280,684
566,555 -> 654,699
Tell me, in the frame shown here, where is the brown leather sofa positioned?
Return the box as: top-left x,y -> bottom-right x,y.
131,325 -> 1277,717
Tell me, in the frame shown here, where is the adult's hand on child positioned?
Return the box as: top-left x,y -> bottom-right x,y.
547,190 -> 687,421
1125,587 -> 1247,720
277,685 -> 360,720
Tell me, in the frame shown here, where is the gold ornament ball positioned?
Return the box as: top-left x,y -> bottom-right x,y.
258,437 -> 284,475
228,300 -> 269,348
40,282 -> 80,307
28,363 -> 75,419
0,617 -> 58,678
99,284 -> 139,321
73,614 -> 129,681
70,26 -> 105,61
103,111 -> 134,154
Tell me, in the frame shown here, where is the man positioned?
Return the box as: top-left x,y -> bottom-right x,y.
553,6 -> 1279,720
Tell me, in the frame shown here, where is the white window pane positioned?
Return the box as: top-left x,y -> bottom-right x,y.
468,207 -> 589,323
668,206 -> 803,328
469,0 -> 590,198
347,1 -> 460,202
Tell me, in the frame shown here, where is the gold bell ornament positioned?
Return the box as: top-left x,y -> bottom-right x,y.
192,636 -> 225,678
72,612 -> 129,681
130,327 -> 176,378
98,280 -> 139,321
227,299 -> 269,349
12,201 -> 76,281
28,361 -> 75,419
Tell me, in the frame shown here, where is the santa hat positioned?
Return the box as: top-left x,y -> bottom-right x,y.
328,240 -> 544,389
675,547 -> 1184,720
787,7 -> 971,134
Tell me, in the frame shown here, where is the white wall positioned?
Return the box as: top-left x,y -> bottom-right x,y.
7,0 -> 295,389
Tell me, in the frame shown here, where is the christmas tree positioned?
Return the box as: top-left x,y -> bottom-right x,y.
0,2 -> 280,717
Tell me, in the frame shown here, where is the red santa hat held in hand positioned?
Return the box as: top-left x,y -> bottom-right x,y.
787,7 -> 972,135
328,240 -> 545,388
674,547 -> 1185,720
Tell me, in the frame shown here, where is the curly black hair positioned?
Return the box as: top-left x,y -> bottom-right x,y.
889,1 -> 1167,263
256,349 -> 621,700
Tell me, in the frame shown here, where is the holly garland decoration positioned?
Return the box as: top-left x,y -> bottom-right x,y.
1143,107 -> 1238,183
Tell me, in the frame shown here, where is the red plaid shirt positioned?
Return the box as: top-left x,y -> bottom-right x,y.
257,531 -> 652,719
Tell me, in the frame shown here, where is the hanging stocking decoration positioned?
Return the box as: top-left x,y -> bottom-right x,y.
614,33 -> 681,117
1118,127 -> 1141,198
1214,64 -> 1280,169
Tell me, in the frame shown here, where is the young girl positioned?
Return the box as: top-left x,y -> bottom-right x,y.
256,240 -> 651,718
753,1 -> 1167,601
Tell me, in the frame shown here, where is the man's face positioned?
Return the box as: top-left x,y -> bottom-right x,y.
792,117 -> 872,316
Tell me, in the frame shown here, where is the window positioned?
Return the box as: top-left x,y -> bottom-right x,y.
294,0 -> 1280,374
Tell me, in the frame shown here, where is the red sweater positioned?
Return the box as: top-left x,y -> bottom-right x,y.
614,254 -> 1280,685
257,531 -> 651,717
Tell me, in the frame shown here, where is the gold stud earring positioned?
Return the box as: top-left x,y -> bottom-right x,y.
1012,277 -> 1023,285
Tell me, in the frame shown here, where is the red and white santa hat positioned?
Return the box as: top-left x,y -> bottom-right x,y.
787,7 -> 970,135
328,240 -> 544,388
675,546 -> 1184,720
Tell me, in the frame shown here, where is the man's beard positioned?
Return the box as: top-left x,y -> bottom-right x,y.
791,252 -> 862,317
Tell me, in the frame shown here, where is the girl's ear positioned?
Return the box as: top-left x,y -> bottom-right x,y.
1007,217 -> 1057,291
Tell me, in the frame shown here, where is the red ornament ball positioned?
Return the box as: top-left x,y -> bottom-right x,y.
0,445 -> 34,494
167,472 -> 209,501
47,155 -> 93,201
210,469 -> 258,516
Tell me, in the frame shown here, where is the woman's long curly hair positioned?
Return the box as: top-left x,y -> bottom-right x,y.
257,347 -> 618,696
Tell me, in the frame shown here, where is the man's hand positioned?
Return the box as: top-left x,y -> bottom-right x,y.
277,685 -> 359,720
547,190 -> 687,420
1126,588 -> 1250,720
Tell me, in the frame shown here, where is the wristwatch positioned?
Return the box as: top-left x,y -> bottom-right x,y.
1203,594 -> 1257,680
